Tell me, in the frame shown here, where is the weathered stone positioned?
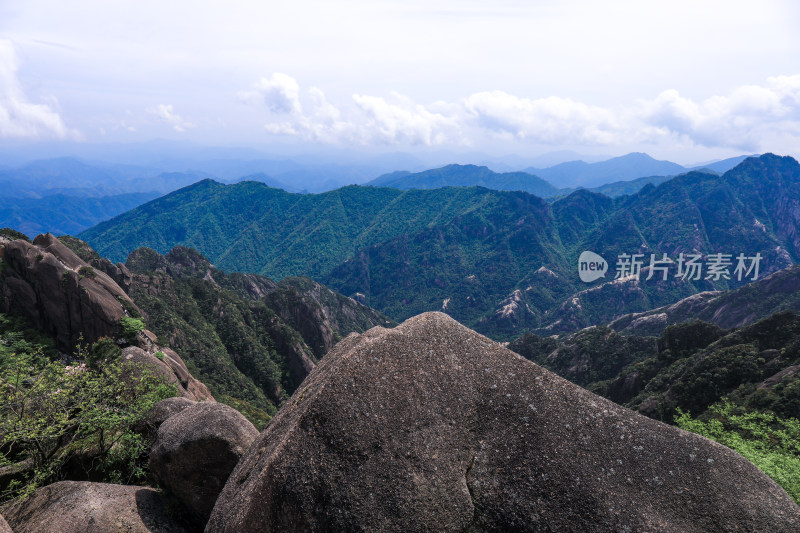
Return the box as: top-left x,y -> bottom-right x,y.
207,312 -> 800,532
121,347 -> 212,402
0,481 -> 194,533
150,403 -> 258,525
0,512 -> 11,533
145,397 -> 197,430
0,234 -> 141,351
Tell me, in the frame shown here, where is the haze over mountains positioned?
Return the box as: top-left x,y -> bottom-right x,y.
2,149 -> 756,238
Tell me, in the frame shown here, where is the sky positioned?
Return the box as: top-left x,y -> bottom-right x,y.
1,0 -> 800,165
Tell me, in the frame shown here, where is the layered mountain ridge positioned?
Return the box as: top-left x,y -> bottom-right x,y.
81,154 -> 800,339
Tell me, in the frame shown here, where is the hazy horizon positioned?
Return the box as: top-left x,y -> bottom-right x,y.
2,1 -> 800,165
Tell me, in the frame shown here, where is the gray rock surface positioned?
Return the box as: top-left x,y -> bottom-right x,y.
207,312 -> 800,532
146,397 -> 197,429
121,346 -> 213,402
150,402 -> 258,525
0,233 -> 141,350
0,481 -> 193,533
0,513 -> 11,533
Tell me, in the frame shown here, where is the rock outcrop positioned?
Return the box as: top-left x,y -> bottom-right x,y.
150,402 -> 258,526
123,245 -> 392,421
0,481 -> 194,533
207,312 -> 800,532
0,233 -> 141,351
0,234 -> 213,403
263,276 -> 393,358
610,264 -> 800,336
0,513 -> 11,533
121,346 -> 212,402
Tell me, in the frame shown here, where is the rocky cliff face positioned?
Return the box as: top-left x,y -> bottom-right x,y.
207,313 -> 800,532
0,233 -> 140,351
0,233 -> 212,403
263,276 -> 393,358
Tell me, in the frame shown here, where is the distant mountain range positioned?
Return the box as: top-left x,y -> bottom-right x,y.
80,154 -> 800,339
0,157 -> 212,198
369,152 -> 756,193
523,152 -> 686,188
367,164 -> 559,197
0,193 -> 160,237
1,152 -> 759,238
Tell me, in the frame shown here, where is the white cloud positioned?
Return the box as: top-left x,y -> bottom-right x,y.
151,103 -> 193,132
638,76 -> 800,150
240,72 -> 800,154
0,39 -> 75,139
462,91 -> 622,145
239,73 -> 302,114
352,92 -> 455,146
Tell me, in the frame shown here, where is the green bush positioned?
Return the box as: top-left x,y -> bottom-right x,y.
0,228 -> 30,242
676,400 -> 800,504
77,265 -> 96,279
86,337 -> 121,368
119,316 -> 145,343
0,340 -> 176,502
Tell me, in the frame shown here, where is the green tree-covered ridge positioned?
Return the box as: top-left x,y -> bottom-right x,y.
81,154 -> 800,338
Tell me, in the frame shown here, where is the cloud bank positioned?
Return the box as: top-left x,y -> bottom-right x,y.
240,73 -> 800,153
0,40 -> 74,139
151,104 -> 193,132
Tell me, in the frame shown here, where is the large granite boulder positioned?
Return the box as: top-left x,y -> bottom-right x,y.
0,481 -> 194,533
150,403 -> 258,526
0,513 -> 11,533
207,312 -> 800,532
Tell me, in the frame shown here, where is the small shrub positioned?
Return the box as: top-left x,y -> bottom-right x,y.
77,266 -> 96,279
119,317 -> 145,343
87,337 -> 121,368
0,228 -> 30,242
154,351 -> 165,361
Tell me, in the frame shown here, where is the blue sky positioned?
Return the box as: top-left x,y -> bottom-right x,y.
1,0 -> 799,164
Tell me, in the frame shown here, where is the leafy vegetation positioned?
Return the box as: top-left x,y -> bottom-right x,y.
676,401 -> 800,503
0,314 -> 177,502
0,228 -> 30,242
119,316 -> 145,342
513,310 -> 800,423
